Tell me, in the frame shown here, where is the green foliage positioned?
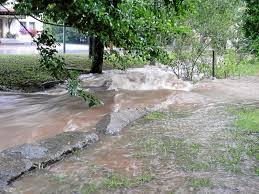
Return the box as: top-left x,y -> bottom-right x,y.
34,31 -> 101,107
243,0 -> 259,56
34,30 -> 67,80
13,0 -> 191,66
167,0 -> 245,80
67,71 -> 101,107
105,51 -> 147,71
247,144 -> 259,161
191,0 -> 244,52
216,50 -> 259,78
216,50 -> 239,78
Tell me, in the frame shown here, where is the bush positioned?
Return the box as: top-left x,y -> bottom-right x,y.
6,32 -> 16,39
105,51 -> 147,71
216,50 -> 259,78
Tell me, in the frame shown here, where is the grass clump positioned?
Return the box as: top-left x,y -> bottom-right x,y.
103,174 -> 130,189
52,174 -> 66,183
223,105 -> 259,175
136,174 -> 154,185
247,144 -> 259,161
254,167 -> 259,176
145,111 -> 167,120
81,173 -> 154,193
190,178 -> 212,188
216,145 -> 243,173
81,183 -> 99,194
233,107 -> 259,133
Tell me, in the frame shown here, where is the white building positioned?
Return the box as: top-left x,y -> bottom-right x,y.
0,0 -> 43,43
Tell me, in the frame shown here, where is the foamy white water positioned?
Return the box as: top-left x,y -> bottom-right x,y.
80,65 -> 193,91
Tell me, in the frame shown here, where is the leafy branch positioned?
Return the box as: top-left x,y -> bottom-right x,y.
34,31 -> 101,107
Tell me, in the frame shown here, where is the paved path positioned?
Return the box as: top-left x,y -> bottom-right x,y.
0,44 -> 89,55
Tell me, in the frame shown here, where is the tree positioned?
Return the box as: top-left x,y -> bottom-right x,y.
167,0 -> 245,80
7,0 -> 190,74
243,0 -> 259,55
190,0 -> 244,52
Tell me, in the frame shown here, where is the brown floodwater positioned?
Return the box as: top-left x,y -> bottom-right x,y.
0,89 -> 178,151
1,66 -> 259,193
7,103 -> 259,194
0,70 -> 259,151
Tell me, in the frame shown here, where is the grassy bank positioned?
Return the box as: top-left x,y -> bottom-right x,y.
0,54 -> 93,91
0,54 -> 147,91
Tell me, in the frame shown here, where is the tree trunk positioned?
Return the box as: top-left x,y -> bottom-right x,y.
90,36 -> 104,74
89,37 -> 95,57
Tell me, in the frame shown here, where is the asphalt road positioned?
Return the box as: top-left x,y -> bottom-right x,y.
0,43 -> 89,55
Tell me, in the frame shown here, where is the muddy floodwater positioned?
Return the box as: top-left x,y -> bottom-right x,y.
0,66 -> 259,193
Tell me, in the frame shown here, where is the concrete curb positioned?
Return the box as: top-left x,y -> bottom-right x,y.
0,131 -> 99,191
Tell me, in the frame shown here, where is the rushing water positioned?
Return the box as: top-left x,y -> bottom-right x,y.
0,65 -> 192,151
1,65 -> 259,193
0,66 -> 259,150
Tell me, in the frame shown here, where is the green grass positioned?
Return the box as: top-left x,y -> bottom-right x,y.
0,54 -> 146,91
216,51 -> 259,78
52,174 -> 66,183
216,145 -> 243,173
247,144 -> 259,161
222,105 -> 259,174
0,54 -> 92,91
233,107 -> 259,133
190,178 -> 212,188
136,174 -> 154,185
145,111 -> 167,120
103,174 -> 130,189
81,173 -> 154,193
254,167 -> 259,176
132,135 -> 208,171
81,183 -> 99,194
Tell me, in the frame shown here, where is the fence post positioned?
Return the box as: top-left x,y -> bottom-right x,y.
212,50 -> 216,78
63,24 -> 66,54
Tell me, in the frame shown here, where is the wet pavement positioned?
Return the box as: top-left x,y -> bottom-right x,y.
0,44 -> 89,55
